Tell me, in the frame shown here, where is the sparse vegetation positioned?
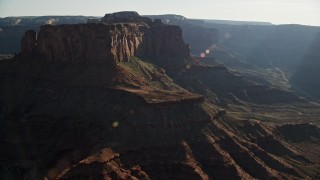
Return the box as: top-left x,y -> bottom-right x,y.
119,56 -> 187,91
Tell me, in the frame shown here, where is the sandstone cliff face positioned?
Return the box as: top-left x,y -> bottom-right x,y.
35,23 -> 144,65
21,22 -> 190,71
140,24 -> 190,70
20,29 -> 37,57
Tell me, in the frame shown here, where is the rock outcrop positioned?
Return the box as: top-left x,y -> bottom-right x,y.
20,30 -> 37,57
21,16 -> 190,71
101,11 -> 152,24
35,23 -> 144,65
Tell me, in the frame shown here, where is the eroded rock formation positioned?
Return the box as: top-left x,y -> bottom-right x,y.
35,23 -> 144,65
21,29 -> 37,57
2,11 -> 319,180
21,16 -> 190,71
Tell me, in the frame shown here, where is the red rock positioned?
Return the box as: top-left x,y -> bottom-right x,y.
21,21 -> 190,71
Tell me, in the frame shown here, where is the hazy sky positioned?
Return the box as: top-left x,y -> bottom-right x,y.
0,0 -> 319,26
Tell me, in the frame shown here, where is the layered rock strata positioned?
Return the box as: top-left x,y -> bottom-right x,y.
20,19 -> 190,71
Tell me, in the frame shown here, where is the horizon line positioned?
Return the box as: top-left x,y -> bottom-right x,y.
0,14 -> 319,27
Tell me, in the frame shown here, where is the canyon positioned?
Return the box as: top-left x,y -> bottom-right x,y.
291,32 -> 320,99
0,11 -> 320,179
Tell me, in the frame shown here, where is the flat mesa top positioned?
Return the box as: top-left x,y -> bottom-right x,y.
104,11 -> 140,18
101,11 -> 152,25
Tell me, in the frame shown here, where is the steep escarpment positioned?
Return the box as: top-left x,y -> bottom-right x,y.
291,32 -> 320,99
144,14 -> 219,58
20,30 -> 37,57
21,19 -> 190,72
176,65 -> 303,104
22,23 -> 145,65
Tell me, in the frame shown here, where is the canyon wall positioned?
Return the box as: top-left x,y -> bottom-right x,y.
291,32 -> 320,99
20,22 -> 190,70
207,24 -> 320,69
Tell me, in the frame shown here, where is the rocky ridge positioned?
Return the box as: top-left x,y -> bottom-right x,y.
176,64 -> 303,104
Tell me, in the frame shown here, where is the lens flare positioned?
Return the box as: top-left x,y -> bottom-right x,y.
205,49 -> 210,54
112,121 -> 119,128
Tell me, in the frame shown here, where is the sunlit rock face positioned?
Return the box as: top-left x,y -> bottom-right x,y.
21,16 -> 190,70
34,23 -> 144,65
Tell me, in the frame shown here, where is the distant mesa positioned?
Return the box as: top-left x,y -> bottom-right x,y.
86,18 -> 100,24
86,11 -> 163,25
101,11 -> 153,24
